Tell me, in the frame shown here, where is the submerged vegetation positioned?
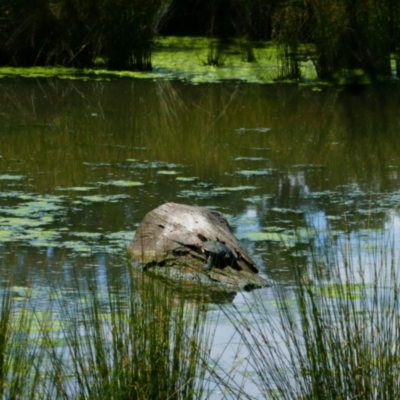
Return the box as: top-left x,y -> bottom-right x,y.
1,0 -> 400,80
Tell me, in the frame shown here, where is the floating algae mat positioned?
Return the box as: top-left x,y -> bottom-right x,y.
0,37 -> 317,84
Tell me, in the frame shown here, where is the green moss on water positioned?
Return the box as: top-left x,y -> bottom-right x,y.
1,38 -> 395,85
103,180 -> 144,187
56,186 -> 97,192
176,176 -> 198,182
80,194 -> 130,203
236,169 -> 275,176
0,38 -> 317,84
157,170 -> 180,175
213,186 -> 257,192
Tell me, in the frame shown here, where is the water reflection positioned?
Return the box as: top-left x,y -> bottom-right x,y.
1,78 -> 400,288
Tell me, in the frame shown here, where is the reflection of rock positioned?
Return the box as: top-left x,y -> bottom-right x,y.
129,202 -> 270,290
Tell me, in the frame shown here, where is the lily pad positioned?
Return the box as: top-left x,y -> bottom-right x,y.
236,127 -> 271,134
80,194 -> 130,203
178,190 -> 222,199
236,169 -> 275,176
5,200 -> 64,217
100,180 -> 144,187
213,186 -> 257,192
127,161 -> 181,169
157,170 -> 180,175
238,230 -> 299,248
0,216 -> 52,228
56,186 -> 97,192
72,232 -> 103,239
271,207 -> 304,214
0,174 -> 25,180
106,230 -> 135,245
244,195 -> 274,204
234,157 -> 266,161
241,231 -> 287,242
176,176 -> 198,182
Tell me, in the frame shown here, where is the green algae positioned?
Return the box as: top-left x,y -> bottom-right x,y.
101,180 -> 144,187
213,186 -> 257,192
0,37 -> 318,84
0,174 -> 25,180
271,207 -> 304,215
234,157 -> 267,161
72,232 -> 103,239
80,194 -> 130,203
5,201 -> 64,217
179,189 -> 223,199
126,160 -> 181,169
56,186 -> 97,192
236,169 -> 275,176
235,127 -> 271,134
243,195 -> 274,204
157,170 -> 180,175
240,231 -> 290,243
0,216 -> 52,228
176,176 -> 198,182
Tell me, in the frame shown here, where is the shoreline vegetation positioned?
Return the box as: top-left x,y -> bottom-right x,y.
1,0 -> 400,83
2,229 -> 400,398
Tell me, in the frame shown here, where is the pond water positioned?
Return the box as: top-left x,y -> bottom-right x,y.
1,77 -> 400,396
2,78 -> 400,285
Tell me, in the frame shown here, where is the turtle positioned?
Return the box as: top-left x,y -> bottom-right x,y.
201,240 -> 238,271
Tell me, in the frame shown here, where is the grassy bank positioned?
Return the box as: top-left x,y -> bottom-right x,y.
1,0 -> 399,81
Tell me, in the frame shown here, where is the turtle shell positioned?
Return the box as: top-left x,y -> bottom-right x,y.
202,241 -> 233,256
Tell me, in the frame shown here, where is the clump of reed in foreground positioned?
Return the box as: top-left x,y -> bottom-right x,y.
0,264 -> 214,399
0,288 -> 44,399
220,230 -> 400,399
45,268 -> 215,399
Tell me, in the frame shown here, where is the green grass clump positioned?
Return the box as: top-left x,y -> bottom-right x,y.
50,272 -> 212,399
220,231 -> 400,399
0,265 -> 214,399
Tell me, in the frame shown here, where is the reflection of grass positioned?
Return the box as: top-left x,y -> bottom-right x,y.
219,230 -> 400,399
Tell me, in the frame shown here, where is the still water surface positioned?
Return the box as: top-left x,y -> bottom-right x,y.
1,77 -> 400,395
2,78 -> 400,285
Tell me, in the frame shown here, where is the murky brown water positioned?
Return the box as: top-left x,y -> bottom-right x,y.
1,78 -> 400,290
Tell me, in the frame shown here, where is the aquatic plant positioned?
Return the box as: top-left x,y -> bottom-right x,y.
0,287 -> 44,399
0,262 -> 214,399
47,266 -> 215,399
220,228 -> 400,398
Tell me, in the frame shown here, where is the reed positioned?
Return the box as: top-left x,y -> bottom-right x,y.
0,287 -> 44,399
220,227 -> 400,398
2,0 -> 400,79
100,0 -> 172,70
44,266 -> 214,399
0,262 -> 214,399
272,1 -> 303,80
